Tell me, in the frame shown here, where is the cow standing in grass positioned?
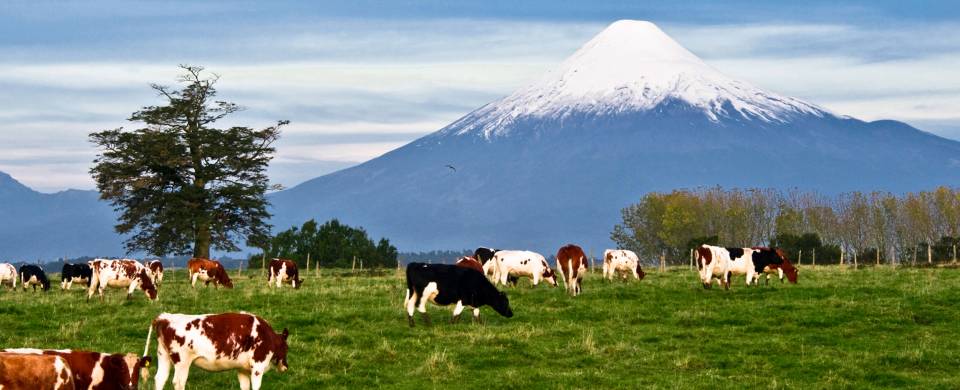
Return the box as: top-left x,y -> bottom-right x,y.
490,250 -> 557,287
3,348 -> 150,390
750,247 -> 799,285
19,264 -> 50,292
60,263 -> 92,290
147,260 -> 165,285
405,262 -> 513,326
0,263 -> 17,290
0,353 -> 74,390
556,244 -> 588,296
695,245 -> 731,289
187,258 -> 233,289
87,259 -> 158,301
602,249 -> 645,281
146,312 -> 289,390
268,259 -> 303,289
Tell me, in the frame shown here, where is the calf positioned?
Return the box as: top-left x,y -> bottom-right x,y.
268,259 -> 303,289
454,256 -> 484,274
556,244 -> 588,296
602,249 -> 645,281
405,263 -> 513,326
2,348 -> 149,390
19,264 -> 51,292
147,312 -> 289,390
60,263 -> 92,290
87,259 -> 158,301
147,260 -> 165,285
490,250 -> 557,287
187,258 -> 233,288
750,247 -> 799,284
0,353 -> 74,390
0,262 -> 17,289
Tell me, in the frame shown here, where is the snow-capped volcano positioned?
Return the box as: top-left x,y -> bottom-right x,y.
443,20 -> 826,139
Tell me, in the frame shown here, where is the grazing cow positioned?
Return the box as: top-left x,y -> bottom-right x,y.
187,258 -> 233,289
87,259 -> 158,301
147,312 -> 289,390
0,353 -> 74,390
602,249 -> 646,281
556,244 -> 588,296
60,263 -> 92,290
147,260 -> 165,285
454,256 -> 484,274
19,264 -> 51,292
750,247 -> 799,284
268,259 -> 303,289
404,263 -> 513,326
724,247 -> 760,286
695,245 -> 731,289
490,250 -> 557,287
2,348 -> 150,390
0,262 -> 17,289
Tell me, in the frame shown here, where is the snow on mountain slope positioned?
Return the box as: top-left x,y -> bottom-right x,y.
441,20 -> 827,139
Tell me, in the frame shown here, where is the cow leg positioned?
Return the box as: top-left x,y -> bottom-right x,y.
190,272 -> 198,287
405,290 -> 418,327
451,301 -> 465,324
250,363 -> 269,390
237,370 -> 252,390
172,361 -> 192,390
155,346 -> 173,390
472,308 -> 481,324
127,280 -> 139,300
418,282 -> 438,326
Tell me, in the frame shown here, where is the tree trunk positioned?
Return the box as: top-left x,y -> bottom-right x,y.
912,247 -> 917,266
193,221 -> 212,259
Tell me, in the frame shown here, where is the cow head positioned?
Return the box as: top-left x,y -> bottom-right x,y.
542,264 -> 558,287
488,290 -> 513,318
214,264 -> 234,288
775,248 -> 799,284
635,263 -> 646,280
272,328 -> 290,372
138,269 -> 158,301
293,276 -> 304,289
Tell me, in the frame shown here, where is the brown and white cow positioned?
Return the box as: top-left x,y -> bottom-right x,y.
0,352 -> 74,390
87,259 -> 158,301
187,258 -> 233,289
454,256 -> 484,274
146,260 -> 164,285
695,245 -> 731,289
556,244 -> 588,296
602,249 -> 645,281
0,262 -> 17,289
267,259 -> 302,289
147,312 -> 289,390
2,348 -> 150,390
490,250 -> 557,287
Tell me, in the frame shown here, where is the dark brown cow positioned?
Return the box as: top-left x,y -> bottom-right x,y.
268,259 -> 303,289
0,353 -> 74,390
454,256 -> 484,274
147,312 -> 289,390
187,258 -> 233,288
556,244 -> 588,296
2,348 -> 150,390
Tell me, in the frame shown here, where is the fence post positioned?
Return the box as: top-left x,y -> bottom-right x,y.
840,247 -> 844,267
953,244 -> 957,265
352,256 -> 356,272
928,244 -> 932,265
812,248 -> 816,267
261,254 -> 266,277
853,251 -> 858,269
798,249 -> 802,266
876,248 -> 880,266
891,246 -> 897,268
659,250 -> 665,273
305,253 -> 311,276
237,260 -> 243,278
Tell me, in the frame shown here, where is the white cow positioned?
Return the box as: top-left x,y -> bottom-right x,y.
146,312 -> 289,390
0,263 -> 17,289
695,245 -> 732,289
725,247 -> 759,286
88,259 -> 158,301
491,250 -> 557,287
602,249 -> 646,281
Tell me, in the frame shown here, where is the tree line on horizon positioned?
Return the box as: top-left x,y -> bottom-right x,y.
612,186 -> 960,266
252,219 -> 398,269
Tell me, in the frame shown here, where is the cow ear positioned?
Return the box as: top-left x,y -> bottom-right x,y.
281,328 -> 289,341
141,356 -> 152,367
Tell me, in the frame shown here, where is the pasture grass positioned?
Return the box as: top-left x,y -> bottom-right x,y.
1,266 -> 958,389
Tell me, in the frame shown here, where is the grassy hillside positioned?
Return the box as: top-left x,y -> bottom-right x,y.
1,266 -> 958,389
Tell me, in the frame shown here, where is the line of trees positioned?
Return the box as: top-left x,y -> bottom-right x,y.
612,186 -> 960,266
253,219 -> 398,269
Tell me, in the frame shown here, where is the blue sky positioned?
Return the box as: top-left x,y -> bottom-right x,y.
1,1 -> 958,191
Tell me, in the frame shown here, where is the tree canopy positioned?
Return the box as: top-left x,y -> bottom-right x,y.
257,219 -> 399,269
90,65 -> 285,258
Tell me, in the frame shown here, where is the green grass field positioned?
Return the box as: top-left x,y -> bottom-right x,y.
1,266 -> 958,389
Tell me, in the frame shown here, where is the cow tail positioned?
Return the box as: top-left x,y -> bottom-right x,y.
143,320 -> 154,357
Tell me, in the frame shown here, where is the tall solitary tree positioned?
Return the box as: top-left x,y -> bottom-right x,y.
90,65 -> 286,258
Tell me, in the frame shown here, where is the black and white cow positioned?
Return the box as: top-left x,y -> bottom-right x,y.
19,264 -> 50,292
60,263 -> 92,290
404,262 -> 513,327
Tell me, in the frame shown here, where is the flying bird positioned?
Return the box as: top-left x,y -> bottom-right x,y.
445,164 -> 457,172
